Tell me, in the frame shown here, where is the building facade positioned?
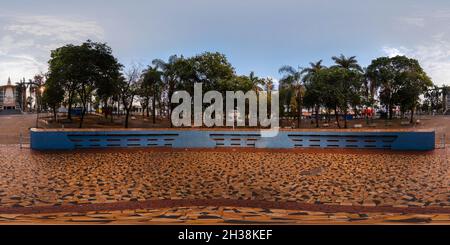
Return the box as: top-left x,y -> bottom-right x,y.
0,78 -> 26,111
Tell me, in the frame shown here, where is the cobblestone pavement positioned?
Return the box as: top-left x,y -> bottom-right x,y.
0,114 -> 35,144
1,206 -> 449,224
1,114 -> 449,224
0,146 -> 448,211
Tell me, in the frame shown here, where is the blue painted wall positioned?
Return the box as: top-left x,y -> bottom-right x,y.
30,129 -> 435,151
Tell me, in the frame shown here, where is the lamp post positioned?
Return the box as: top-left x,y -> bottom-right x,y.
35,86 -> 45,128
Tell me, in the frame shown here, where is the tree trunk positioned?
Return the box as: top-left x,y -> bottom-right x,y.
297,97 -> 302,128
124,108 -> 130,128
335,106 -> 341,128
344,111 -> 348,129
152,96 -> 156,124
315,105 -> 320,128
67,95 -> 73,121
104,100 -> 108,119
410,108 -> 415,124
146,100 -> 150,118
79,107 -> 86,128
53,106 -> 57,122
110,108 -> 114,123
327,108 -> 331,123
389,103 -> 393,120
168,85 -> 174,128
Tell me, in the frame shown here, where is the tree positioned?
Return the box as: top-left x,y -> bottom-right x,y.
302,60 -> 326,128
218,75 -> 253,92
367,56 -> 432,121
279,65 -> 304,128
302,60 -> 325,80
331,55 -> 364,128
312,67 -> 342,128
48,45 -> 80,121
312,67 -> 362,128
153,52 -> 235,127
120,66 -> 141,128
152,55 -> 182,126
393,57 -> 432,123
338,68 -> 363,128
261,77 -> 274,93
28,74 -> 46,112
367,57 -> 396,119
192,52 -> 235,92
141,66 -> 164,124
443,85 -> 449,113
424,85 -> 442,114
331,54 -> 363,71
93,44 -> 122,120
42,77 -> 64,121
48,40 -> 122,128
261,77 -> 275,113
15,78 -> 27,111
248,71 -> 264,93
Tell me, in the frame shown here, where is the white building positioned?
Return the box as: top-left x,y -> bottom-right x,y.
0,78 -> 26,111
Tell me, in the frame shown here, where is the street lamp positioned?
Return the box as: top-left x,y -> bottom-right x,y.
35,86 -> 45,128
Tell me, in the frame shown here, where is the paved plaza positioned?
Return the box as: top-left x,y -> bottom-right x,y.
1,206 -> 449,225
0,146 -> 448,210
0,114 -> 449,224
0,114 -> 35,144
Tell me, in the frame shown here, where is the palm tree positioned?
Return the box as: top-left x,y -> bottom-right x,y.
27,74 -> 46,112
332,54 -> 363,71
366,57 -> 393,119
142,66 -> 164,124
262,77 -> 274,92
332,55 -> 364,128
301,60 -> 326,128
15,78 -> 27,111
152,55 -> 180,126
301,60 -> 325,80
279,65 -> 304,128
248,71 -> 263,93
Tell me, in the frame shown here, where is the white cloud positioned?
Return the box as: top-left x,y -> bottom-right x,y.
398,17 -> 425,27
381,46 -> 407,57
4,15 -> 104,42
382,35 -> 450,86
0,15 -> 104,85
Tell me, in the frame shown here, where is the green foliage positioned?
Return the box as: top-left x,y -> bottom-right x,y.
279,65 -> 304,126
42,77 -> 64,119
193,52 -> 235,91
141,66 -> 164,123
47,40 -> 122,127
367,56 -> 432,121
39,40 -> 437,129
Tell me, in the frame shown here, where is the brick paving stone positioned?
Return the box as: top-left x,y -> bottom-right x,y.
1,145 -> 447,210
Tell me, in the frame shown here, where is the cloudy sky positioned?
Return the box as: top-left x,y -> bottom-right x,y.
1,0 -> 450,86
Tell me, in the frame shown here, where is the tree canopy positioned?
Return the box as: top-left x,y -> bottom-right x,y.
38,40 -> 439,129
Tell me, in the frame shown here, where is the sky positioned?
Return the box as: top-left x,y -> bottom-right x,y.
1,0 -> 450,86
